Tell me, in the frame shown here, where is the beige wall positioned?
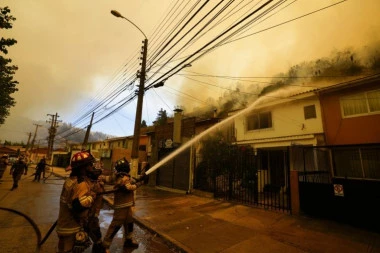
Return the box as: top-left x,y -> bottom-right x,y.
235,94 -> 324,146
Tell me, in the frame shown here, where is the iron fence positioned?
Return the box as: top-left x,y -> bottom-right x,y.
195,145 -> 290,212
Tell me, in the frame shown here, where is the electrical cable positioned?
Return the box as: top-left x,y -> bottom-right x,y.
53,0 -> 349,144
148,0 -> 235,83
146,0 -> 275,90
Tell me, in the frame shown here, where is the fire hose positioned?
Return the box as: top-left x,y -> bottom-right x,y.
0,206 -> 42,253
0,189 -> 120,252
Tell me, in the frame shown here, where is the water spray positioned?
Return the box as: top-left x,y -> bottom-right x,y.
145,94 -> 280,175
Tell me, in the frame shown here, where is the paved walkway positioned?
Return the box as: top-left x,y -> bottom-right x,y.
50,167 -> 380,253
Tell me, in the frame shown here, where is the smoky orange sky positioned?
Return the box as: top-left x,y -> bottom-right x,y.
1,0 -> 380,143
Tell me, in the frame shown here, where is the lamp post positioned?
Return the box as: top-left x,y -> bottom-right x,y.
111,10 -> 148,177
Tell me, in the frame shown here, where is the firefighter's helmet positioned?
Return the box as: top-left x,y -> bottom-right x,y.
71,150 -> 95,169
115,158 -> 130,174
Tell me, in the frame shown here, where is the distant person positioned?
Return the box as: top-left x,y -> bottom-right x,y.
33,158 -> 46,182
40,156 -> 47,178
0,154 -> 9,183
9,155 -> 28,191
102,158 -> 148,252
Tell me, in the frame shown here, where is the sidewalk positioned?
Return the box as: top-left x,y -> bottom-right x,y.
51,167 -> 380,253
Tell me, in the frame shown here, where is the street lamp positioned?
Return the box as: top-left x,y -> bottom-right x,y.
111,9 -> 148,177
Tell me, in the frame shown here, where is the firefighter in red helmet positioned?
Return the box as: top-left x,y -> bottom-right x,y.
56,150 -> 97,253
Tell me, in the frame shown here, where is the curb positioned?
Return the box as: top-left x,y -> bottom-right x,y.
134,215 -> 193,253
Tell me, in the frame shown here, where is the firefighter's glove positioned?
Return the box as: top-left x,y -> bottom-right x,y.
72,231 -> 92,253
121,176 -> 130,185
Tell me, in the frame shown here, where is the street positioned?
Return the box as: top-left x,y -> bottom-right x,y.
0,166 -> 178,253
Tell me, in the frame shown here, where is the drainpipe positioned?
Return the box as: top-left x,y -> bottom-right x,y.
188,139 -> 194,194
173,108 -> 183,144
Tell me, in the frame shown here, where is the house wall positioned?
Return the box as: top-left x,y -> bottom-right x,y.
139,136 -> 149,146
319,82 -> 380,145
235,95 -> 324,148
112,148 -> 131,162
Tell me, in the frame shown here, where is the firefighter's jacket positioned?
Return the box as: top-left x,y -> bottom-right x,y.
56,176 -> 94,236
113,174 -> 143,209
88,179 -> 105,218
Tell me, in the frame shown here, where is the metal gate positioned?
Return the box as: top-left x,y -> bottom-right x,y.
156,147 -> 190,191
195,145 -> 290,212
297,144 -> 380,232
52,153 -> 71,168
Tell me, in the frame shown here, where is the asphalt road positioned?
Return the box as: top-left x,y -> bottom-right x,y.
0,166 -> 178,253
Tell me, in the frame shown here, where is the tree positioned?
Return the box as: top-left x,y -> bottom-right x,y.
141,120 -> 147,128
0,6 -> 18,125
154,108 -> 168,126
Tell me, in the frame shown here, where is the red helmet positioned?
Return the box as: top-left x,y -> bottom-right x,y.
70,150 -> 95,169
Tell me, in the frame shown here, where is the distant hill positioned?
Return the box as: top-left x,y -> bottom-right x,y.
0,114 -> 110,147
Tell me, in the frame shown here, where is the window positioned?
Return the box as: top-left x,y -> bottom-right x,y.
304,105 -> 316,119
246,111 -> 272,130
340,89 -> 380,117
368,90 -> 380,112
333,146 -> 380,180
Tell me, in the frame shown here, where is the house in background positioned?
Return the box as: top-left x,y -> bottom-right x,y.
228,74 -> 380,217
233,87 -> 325,195
319,74 -> 380,145
297,74 -> 380,230
67,132 -> 151,174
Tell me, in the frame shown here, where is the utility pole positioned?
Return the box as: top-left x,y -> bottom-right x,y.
82,112 -> 94,150
111,10 -> 148,178
131,38 -> 148,177
46,113 -> 61,160
29,124 -> 42,162
24,132 -> 32,153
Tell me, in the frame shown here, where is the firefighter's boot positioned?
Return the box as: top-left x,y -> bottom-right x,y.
92,242 -> 106,253
123,238 -> 139,248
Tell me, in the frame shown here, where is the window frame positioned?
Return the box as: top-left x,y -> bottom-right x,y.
340,89 -> 380,118
304,104 -> 317,120
246,111 -> 272,131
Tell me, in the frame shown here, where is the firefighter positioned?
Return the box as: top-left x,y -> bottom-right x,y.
56,150 -> 96,253
86,165 -> 106,253
9,155 -> 28,191
102,158 -> 148,252
33,158 -> 46,182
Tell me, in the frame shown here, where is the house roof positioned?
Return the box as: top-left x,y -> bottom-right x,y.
317,73 -> 380,93
0,146 -> 18,155
290,73 -> 380,96
231,74 -> 380,112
